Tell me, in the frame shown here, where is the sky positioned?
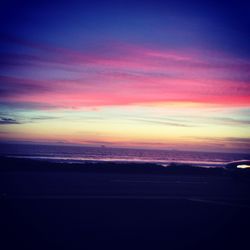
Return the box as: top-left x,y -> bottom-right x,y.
0,0 -> 250,153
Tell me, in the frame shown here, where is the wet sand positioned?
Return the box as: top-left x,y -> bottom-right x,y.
1,157 -> 250,249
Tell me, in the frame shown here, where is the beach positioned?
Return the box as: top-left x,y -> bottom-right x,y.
1,157 -> 250,249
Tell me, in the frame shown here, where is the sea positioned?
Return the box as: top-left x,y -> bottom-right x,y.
0,143 -> 249,168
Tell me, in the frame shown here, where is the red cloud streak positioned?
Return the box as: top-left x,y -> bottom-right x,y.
1,41 -> 250,109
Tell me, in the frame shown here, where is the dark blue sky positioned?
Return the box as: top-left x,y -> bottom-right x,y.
1,0 -> 250,57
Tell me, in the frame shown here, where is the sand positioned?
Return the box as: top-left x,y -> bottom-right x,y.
1,157 -> 250,249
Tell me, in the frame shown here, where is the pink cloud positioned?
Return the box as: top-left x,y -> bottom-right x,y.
1,39 -> 250,109
2,77 -> 249,108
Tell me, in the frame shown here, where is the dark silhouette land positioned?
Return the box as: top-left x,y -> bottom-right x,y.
1,157 -> 250,249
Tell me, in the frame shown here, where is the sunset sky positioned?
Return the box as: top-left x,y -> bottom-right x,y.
1,0 -> 250,152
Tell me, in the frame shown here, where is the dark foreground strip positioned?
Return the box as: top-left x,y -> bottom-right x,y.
1,194 -> 250,208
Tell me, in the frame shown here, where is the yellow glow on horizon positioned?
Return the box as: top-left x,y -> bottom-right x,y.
1,116 -> 249,147
1,103 -> 249,153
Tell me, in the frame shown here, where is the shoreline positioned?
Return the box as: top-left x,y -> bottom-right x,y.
3,155 -> 228,168
0,156 -> 229,176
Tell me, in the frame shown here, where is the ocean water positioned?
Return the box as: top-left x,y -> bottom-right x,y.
0,143 -> 249,168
